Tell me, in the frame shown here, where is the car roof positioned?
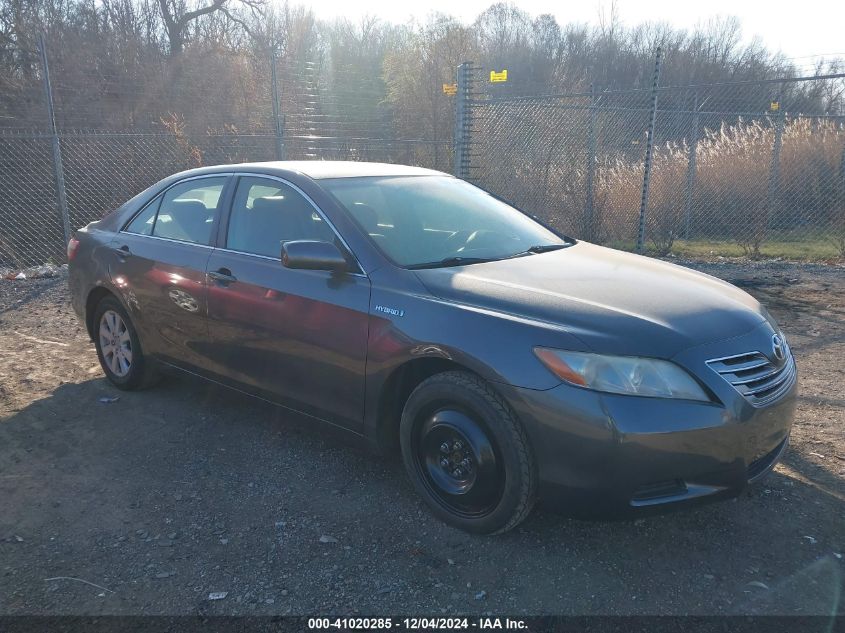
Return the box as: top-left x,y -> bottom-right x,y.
229,161 -> 449,180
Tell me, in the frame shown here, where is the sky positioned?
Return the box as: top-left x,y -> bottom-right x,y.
302,0 -> 845,69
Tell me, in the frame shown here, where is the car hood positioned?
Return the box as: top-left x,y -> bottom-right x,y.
413,242 -> 767,358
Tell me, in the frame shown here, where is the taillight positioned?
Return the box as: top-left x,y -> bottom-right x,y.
67,237 -> 81,261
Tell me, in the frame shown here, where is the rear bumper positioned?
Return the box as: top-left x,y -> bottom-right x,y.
68,267 -> 86,322
501,351 -> 796,518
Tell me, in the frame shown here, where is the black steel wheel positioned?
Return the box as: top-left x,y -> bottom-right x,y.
400,371 -> 537,534
414,408 -> 505,518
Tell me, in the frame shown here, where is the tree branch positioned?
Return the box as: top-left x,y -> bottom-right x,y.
178,0 -> 228,29
219,4 -> 264,43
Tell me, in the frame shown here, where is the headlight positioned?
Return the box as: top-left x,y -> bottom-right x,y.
534,348 -> 710,401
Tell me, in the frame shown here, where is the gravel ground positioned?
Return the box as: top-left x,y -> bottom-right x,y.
0,260 -> 843,616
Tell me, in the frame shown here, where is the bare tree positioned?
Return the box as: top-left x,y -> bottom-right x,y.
158,0 -> 263,54
0,0 -> 841,133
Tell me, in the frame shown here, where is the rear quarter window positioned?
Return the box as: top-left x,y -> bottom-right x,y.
124,197 -> 159,235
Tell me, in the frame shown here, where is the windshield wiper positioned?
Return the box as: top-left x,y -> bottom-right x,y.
408,244 -> 569,269
505,243 -> 568,259
525,243 -> 568,253
408,256 -> 498,270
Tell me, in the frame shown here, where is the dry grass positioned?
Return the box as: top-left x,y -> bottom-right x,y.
487,115 -> 845,260
595,117 -> 845,257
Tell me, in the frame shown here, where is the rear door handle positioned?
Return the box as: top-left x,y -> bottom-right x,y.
209,268 -> 237,284
113,244 -> 131,259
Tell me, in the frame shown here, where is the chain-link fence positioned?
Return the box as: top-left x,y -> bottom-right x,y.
0,41 -> 453,269
0,125 -> 452,268
0,131 -> 66,267
0,130 -> 280,267
1,44 -> 844,269
464,56 -> 845,260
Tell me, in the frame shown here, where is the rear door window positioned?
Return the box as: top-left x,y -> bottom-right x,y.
151,178 -> 227,245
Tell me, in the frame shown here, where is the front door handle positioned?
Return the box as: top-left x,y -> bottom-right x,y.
209,268 -> 237,284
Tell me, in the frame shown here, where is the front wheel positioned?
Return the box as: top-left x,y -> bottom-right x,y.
400,371 -> 537,534
93,296 -> 158,390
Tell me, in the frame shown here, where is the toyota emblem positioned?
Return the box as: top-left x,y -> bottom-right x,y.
772,334 -> 786,362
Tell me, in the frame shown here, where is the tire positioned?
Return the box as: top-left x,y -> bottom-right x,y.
93,296 -> 158,390
400,371 -> 537,534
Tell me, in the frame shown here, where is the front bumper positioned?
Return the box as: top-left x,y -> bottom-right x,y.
502,323 -> 797,517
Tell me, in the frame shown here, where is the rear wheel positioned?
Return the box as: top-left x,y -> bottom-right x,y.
400,371 -> 537,534
93,296 -> 158,390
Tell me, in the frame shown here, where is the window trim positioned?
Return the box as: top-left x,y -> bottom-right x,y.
116,233 -> 217,250
119,173 -> 234,247
218,173 -> 365,276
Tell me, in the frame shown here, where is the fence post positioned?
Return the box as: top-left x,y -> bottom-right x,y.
270,46 -> 285,160
839,133 -> 845,200
766,86 -> 785,235
38,33 -> 70,249
584,83 -> 598,241
454,62 -> 473,179
683,91 -> 700,240
636,46 -> 662,253
838,132 -> 845,241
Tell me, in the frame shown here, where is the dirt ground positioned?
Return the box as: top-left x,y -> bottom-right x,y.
0,260 -> 843,616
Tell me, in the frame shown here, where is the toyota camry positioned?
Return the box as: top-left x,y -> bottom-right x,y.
68,161 -> 796,534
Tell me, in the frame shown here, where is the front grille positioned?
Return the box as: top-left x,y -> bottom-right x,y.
706,348 -> 796,407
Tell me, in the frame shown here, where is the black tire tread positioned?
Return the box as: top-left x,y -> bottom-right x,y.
404,370 -> 537,534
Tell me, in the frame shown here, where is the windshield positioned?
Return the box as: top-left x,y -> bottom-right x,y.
321,176 -> 569,268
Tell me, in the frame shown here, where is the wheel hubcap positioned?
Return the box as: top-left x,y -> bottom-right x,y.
99,310 -> 132,377
414,408 -> 503,518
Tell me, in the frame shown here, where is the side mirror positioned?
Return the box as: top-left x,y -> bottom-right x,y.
281,240 -> 349,272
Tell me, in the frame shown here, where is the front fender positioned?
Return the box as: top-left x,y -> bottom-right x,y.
360,279 -> 590,452
367,289 -> 587,391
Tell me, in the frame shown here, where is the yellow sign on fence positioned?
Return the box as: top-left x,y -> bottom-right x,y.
770,101 -> 780,111
490,69 -> 508,83
442,83 -> 457,95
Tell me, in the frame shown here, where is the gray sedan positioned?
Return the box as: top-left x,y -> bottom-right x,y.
68,161 -> 796,534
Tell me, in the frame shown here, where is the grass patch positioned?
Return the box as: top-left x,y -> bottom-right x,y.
605,238 -> 841,261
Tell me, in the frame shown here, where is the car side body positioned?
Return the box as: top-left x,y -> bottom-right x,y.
69,161 -> 797,531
